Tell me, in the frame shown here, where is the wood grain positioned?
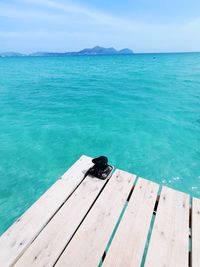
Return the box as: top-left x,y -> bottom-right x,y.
0,155 -> 93,267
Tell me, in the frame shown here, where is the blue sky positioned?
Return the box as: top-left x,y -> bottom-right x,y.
0,0 -> 200,53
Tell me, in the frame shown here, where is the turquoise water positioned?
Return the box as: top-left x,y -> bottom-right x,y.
0,53 -> 200,234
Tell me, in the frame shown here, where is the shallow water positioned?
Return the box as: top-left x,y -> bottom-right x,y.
0,53 -> 200,234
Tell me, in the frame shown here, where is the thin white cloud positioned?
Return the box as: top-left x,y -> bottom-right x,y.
0,2 -> 64,20
4,0 -> 137,30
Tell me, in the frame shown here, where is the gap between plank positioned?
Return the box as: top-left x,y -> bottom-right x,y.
11,167 -> 94,266
98,175 -> 139,267
189,196 -> 192,267
140,185 -> 161,267
53,177 -> 111,267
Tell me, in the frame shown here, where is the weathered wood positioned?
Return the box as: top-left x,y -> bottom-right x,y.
192,197 -> 200,267
14,176 -> 107,267
55,169 -> 136,267
1,153 -> 198,267
103,178 -> 159,267
144,186 -> 189,267
0,155 -> 93,267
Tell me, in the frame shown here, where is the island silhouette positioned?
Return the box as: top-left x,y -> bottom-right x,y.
0,46 -> 134,57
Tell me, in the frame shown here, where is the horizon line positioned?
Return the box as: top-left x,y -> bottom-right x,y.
1,51 -> 200,55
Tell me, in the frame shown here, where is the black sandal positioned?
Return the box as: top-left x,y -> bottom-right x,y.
84,156 -> 113,180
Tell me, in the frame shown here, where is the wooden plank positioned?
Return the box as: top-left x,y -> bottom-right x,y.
144,186 -> 189,267
0,155 -> 93,267
14,176 -> 107,267
55,169 -> 136,267
103,178 -> 159,267
192,197 -> 200,267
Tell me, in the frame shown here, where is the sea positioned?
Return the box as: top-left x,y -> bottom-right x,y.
0,53 -> 200,234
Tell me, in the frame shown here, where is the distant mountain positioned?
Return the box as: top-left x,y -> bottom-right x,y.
0,46 -> 134,57
77,46 -> 134,55
118,48 -> 133,54
0,52 -> 25,57
30,46 -> 134,56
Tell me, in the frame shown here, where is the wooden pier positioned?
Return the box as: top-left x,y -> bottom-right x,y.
0,155 -> 200,267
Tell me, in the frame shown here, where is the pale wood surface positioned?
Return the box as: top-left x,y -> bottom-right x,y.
192,197 -> 200,267
14,176 -> 107,267
55,169 -> 136,267
0,155 -> 93,267
1,154 -> 197,267
144,186 -> 189,267
103,177 -> 159,267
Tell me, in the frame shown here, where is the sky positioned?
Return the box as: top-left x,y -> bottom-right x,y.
0,0 -> 200,53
